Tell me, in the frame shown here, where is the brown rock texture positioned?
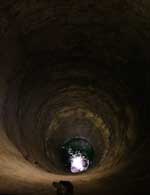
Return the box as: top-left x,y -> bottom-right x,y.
0,0 -> 150,194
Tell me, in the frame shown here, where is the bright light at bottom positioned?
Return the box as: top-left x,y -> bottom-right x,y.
69,152 -> 90,173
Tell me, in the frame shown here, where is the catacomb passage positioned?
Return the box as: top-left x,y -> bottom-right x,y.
0,0 -> 150,195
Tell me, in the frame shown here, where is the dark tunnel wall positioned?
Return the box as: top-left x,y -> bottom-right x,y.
0,0 -> 150,195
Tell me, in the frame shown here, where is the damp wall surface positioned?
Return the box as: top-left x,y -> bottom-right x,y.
0,1 -> 150,194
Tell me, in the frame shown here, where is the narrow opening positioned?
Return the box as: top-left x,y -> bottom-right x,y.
61,137 -> 94,174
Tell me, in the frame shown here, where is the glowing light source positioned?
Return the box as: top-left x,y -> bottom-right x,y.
61,137 -> 94,174
69,150 -> 90,173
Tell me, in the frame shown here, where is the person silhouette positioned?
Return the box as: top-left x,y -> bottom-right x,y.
53,181 -> 74,195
